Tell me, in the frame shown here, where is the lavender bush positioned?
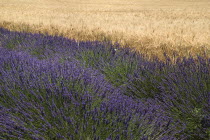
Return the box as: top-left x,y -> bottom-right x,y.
128,56 -> 210,139
0,28 -> 209,139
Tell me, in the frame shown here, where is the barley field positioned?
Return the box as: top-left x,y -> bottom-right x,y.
0,0 -> 210,59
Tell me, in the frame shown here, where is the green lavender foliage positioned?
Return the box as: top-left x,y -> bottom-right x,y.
0,28 -> 209,139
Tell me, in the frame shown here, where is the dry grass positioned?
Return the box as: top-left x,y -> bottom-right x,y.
0,0 -> 210,60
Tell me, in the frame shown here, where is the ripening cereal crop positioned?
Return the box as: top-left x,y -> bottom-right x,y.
0,0 -> 209,60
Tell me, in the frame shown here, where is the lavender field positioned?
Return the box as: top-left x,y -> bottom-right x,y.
0,28 -> 209,139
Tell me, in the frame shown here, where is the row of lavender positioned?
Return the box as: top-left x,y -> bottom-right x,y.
0,28 -> 209,139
